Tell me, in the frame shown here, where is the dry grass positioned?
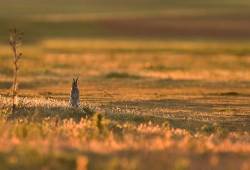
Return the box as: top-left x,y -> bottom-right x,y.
0,65 -> 249,170
0,96 -> 249,170
1,1 -> 250,169
0,18 -> 250,170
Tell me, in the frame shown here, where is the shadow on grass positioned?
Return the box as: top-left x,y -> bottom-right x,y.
0,148 -> 248,170
87,150 -> 250,170
0,79 -> 68,89
0,148 -> 76,170
7,105 -> 96,122
105,72 -> 142,79
154,79 -> 250,89
106,112 -> 208,133
105,98 -> 250,132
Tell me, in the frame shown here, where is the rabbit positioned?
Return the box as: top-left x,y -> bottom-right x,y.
69,77 -> 80,107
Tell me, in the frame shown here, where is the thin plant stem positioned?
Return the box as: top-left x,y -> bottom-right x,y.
9,28 -> 22,113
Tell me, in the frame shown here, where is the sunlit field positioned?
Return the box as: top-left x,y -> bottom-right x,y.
0,0 -> 250,170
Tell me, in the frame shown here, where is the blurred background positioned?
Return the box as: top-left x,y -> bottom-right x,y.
1,0 -> 250,92
0,0 -> 250,42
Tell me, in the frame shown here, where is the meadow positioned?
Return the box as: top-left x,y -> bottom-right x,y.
0,0 -> 250,169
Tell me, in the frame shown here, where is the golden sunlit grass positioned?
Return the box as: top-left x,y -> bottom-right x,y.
1,40 -> 250,84
1,0 -> 250,169
0,95 -> 249,170
41,39 -> 250,54
1,39 -> 250,56
0,25 -> 250,170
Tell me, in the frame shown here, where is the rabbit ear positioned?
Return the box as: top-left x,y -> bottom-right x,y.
73,78 -> 77,85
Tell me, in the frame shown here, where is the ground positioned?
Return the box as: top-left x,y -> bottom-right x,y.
0,0 -> 250,170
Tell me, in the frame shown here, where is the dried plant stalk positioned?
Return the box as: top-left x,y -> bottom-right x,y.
9,28 -> 23,113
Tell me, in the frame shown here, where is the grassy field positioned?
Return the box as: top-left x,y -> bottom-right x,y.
0,0 -> 250,170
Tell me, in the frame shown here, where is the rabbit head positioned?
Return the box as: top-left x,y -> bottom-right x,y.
72,77 -> 79,89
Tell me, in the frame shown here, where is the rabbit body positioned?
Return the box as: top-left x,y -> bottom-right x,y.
70,78 -> 80,107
